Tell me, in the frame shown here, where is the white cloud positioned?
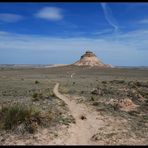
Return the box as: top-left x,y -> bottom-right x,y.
0,29 -> 148,66
138,19 -> 148,24
100,3 -> 119,33
92,29 -> 113,35
35,7 -> 63,21
0,31 -> 9,35
0,13 -> 23,22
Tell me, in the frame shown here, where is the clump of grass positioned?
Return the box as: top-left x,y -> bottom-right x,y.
49,91 -> 55,97
80,91 -> 84,94
138,90 -> 148,98
0,103 -> 39,131
128,81 -> 138,89
92,101 -> 100,106
128,81 -> 148,88
91,86 -> 115,96
0,103 -> 53,134
59,115 -> 75,125
91,89 -> 101,95
110,80 -> 125,84
102,81 -> 107,84
91,96 -> 95,101
32,92 -> 38,98
32,92 -> 43,101
35,80 -> 39,84
32,89 -> 56,102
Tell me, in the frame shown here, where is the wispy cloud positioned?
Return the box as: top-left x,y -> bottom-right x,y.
92,29 -> 113,36
100,3 -> 119,33
0,13 -> 23,23
138,19 -> 148,24
0,29 -> 148,66
35,7 -> 63,21
0,31 -> 9,35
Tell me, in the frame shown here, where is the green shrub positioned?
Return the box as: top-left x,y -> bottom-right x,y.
92,102 -> 100,106
80,91 -> 84,94
59,115 -> 75,125
0,103 -> 52,133
110,80 -> 125,84
2,104 -> 39,130
35,80 -> 39,84
91,96 -> 95,101
102,81 -> 107,84
49,91 -> 55,97
32,93 -> 38,98
32,92 -> 43,101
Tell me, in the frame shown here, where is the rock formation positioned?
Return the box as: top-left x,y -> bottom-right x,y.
73,51 -> 112,67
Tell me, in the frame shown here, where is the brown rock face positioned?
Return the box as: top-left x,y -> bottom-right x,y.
73,51 -> 112,67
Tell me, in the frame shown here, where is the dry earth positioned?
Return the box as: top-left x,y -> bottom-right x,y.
0,66 -> 147,145
1,82 -> 148,145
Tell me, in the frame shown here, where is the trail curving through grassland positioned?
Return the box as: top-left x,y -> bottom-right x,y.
52,83 -> 104,145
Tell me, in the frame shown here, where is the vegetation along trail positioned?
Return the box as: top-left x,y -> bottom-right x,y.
52,83 -> 105,145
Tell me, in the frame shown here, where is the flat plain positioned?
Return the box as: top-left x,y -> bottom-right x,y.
0,65 -> 148,145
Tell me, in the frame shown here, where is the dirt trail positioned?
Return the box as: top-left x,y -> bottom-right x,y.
3,83 -> 105,145
52,83 -> 104,145
3,83 -> 146,145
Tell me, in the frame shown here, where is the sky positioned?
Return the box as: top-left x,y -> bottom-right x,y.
0,2 -> 148,66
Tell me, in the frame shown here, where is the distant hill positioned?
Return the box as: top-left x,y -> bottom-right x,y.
0,64 -> 53,68
72,51 -> 112,68
115,66 -> 148,69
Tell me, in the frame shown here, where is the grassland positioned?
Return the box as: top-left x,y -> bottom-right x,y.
0,65 -> 147,145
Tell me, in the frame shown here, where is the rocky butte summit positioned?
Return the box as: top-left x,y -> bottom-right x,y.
73,51 -> 112,68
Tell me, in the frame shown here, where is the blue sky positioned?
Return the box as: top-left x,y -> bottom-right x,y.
0,2 -> 148,66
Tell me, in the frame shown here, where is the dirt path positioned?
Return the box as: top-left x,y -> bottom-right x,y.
3,83 -> 147,145
2,83 -> 104,145
52,83 -> 104,145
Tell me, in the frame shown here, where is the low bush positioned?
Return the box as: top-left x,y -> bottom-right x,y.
0,103 -> 52,134
35,80 -> 39,84
32,92 -> 43,101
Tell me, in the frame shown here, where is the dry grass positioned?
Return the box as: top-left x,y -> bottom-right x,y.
0,66 -> 147,144
0,103 -> 45,133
